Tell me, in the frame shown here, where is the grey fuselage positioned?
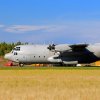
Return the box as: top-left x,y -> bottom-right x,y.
4,44 -> 100,65
5,45 -> 55,64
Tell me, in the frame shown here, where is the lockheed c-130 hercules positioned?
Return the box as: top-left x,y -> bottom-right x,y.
4,43 -> 100,66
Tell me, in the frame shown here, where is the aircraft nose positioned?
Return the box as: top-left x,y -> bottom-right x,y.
4,53 -> 12,60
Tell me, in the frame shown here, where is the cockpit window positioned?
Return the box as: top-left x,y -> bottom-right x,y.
13,47 -> 20,51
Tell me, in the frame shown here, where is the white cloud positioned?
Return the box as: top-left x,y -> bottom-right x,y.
5,25 -> 50,33
22,21 -> 100,43
2,21 -> 100,43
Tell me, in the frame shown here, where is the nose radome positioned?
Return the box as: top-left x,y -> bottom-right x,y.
4,53 -> 11,60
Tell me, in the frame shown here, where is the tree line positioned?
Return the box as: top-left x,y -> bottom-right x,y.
0,41 -> 24,56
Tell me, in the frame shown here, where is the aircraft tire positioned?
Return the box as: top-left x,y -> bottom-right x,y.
19,63 -> 24,67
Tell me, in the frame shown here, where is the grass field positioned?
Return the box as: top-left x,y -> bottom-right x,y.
0,67 -> 100,100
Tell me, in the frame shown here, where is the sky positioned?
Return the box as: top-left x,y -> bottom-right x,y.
0,0 -> 100,44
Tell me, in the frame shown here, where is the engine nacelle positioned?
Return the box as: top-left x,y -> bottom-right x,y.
55,44 -> 71,52
47,55 -> 62,63
63,61 -> 78,65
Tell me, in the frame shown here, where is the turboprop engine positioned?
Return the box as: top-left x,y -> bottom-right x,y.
47,44 -> 72,52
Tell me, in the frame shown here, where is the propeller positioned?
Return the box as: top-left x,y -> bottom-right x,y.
47,44 -> 55,50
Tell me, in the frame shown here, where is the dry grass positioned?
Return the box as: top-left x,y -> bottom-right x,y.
0,69 -> 100,100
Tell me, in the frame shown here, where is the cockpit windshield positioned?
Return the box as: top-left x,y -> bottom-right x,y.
13,47 -> 20,51
11,47 -> 20,53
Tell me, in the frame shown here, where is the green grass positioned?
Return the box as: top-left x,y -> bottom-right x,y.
0,66 -> 100,70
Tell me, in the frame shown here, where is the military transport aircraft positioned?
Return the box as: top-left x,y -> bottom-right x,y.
4,43 -> 100,66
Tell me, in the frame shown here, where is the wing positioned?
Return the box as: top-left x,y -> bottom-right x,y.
47,44 -> 89,53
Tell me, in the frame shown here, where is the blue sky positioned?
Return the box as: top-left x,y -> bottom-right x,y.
0,0 -> 100,44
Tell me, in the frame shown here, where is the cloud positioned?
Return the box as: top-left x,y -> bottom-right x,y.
5,25 -> 50,33
22,21 -> 100,43
2,21 -> 100,43
0,25 -> 4,28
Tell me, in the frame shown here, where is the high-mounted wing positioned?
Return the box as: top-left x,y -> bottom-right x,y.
47,44 -> 89,53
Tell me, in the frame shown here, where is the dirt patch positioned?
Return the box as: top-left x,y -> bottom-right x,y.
0,56 -> 7,66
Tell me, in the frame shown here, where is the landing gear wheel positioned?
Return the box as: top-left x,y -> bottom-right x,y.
19,63 -> 24,67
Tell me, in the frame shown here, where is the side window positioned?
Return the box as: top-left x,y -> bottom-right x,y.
14,52 -> 17,55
